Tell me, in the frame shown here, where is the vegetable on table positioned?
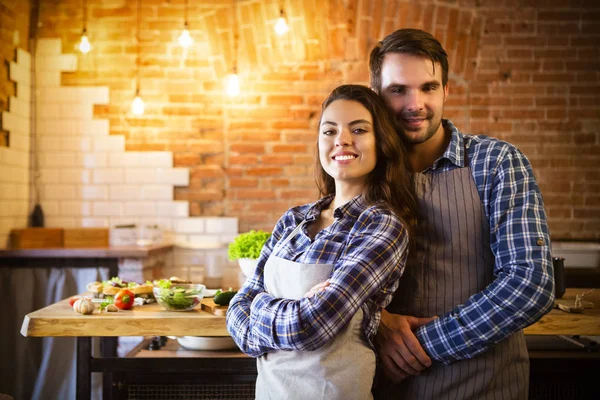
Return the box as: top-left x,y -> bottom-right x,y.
154,282 -> 203,311
68,296 -> 81,307
213,288 -> 238,306
73,298 -> 95,315
114,289 -> 135,310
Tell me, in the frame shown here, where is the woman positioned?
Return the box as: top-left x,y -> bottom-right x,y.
226,84 -> 418,399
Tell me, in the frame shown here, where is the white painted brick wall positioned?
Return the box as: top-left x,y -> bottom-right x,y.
92,168 -> 124,184
0,40 -> 239,249
109,185 -> 142,201
80,186 -> 108,200
36,71 -> 61,88
9,62 -> 29,85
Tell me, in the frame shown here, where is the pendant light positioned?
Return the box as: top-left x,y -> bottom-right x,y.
132,0 -> 144,115
226,0 -> 240,97
177,0 -> 193,48
274,8 -> 290,36
77,0 -> 91,53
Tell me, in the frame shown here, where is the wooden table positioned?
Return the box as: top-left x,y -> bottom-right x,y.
21,296 -> 228,400
21,297 -> 228,338
21,288 -> 600,400
524,288 -> 600,336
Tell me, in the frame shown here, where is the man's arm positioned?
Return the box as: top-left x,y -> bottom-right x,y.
413,144 -> 555,365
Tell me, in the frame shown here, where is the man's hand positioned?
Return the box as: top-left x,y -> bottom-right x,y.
375,310 -> 437,382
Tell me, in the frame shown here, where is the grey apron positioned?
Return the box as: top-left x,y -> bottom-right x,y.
255,220 -> 376,400
377,145 -> 529,400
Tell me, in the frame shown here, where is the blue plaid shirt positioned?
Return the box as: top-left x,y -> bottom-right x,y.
413,120 -> 555,364
227,194 -> 409,358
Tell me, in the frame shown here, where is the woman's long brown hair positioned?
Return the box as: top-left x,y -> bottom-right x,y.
314,84 -> 418,240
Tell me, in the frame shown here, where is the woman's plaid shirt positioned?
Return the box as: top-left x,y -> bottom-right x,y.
226,194 -> 409,358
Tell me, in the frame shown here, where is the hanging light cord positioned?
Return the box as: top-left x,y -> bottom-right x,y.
136,0 -> 141,93
233,0 -> 238,73
184,0 -> 189,27
82,0 -> 87,33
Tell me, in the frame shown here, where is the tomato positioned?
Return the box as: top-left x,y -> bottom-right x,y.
114,289 -> 135,310
68,296 -> 81,307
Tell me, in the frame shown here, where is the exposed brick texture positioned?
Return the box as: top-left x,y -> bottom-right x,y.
0,0 -> 598,240
0,0 -> 31,146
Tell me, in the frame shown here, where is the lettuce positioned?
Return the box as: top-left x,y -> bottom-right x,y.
227,230 -> 271,260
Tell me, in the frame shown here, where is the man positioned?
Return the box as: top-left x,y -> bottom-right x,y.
369,29 -> 555,399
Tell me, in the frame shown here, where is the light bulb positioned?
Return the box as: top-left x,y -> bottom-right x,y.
274,17 -> 290,36
226,73 -> 240,97
78,33 -> 92,53
132,95 -> 145,115
178,28 -> 193,48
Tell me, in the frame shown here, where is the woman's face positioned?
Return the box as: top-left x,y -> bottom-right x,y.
318,99 -> 377,189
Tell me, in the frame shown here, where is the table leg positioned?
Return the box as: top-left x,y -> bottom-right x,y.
77,337 -> 92,400
101,337 -> 118,400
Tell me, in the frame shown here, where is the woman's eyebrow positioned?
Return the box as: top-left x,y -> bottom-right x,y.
320,119 -> 372,126
349,119 -> 372,126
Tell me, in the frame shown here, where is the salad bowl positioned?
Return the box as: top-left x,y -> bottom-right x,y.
153,283 -> 205,311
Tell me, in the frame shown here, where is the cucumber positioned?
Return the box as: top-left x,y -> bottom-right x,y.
213,289 -> 237,306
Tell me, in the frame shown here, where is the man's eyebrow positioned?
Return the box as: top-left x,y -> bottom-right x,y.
387,80 -> 441,89
423,80 -> 441,88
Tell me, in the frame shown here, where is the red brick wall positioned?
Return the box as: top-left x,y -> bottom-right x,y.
0,0 -> 32,146
13,0 -> 600,239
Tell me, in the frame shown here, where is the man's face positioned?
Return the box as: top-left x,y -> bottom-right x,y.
379,53 -> 448,145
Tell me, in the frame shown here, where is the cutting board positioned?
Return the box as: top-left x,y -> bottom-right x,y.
201,298 -> 228,316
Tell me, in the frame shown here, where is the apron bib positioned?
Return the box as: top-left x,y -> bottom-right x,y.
256,221 -> 376,400
376,146 -> 529,400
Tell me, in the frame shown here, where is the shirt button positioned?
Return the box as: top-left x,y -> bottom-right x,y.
536,238 -> 544,246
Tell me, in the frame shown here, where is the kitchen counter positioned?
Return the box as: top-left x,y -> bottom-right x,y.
21,288 -> 600,339
524,288 -> 600,336
21,297 -> 228,338
20,288 -> 600,400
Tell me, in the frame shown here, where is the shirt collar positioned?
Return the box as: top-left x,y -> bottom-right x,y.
428,119 -> 467,170
305,194 -> 369,221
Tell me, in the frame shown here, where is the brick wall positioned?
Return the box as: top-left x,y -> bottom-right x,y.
0,49 -> 31,247
0,0 -> 31,147
2,0 -> 598,240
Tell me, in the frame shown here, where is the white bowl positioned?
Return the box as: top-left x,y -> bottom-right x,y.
177,336 -> 238,351
238,258 -> 258,277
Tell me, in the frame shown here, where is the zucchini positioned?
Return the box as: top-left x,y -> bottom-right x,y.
213,289 -> 237,306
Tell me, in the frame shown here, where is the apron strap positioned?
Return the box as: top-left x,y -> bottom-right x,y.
273,219 -> 308,253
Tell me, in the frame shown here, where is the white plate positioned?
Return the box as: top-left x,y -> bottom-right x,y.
203,288 -> 220,298
177,336 -> 238,350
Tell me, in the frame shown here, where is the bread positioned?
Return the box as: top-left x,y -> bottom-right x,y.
129,283 -> 153,295
86,281 -> 103,294
169,276 -> 191,284
102,285 -> 121,296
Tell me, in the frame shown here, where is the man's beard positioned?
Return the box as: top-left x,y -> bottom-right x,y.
394,112 -> 442,145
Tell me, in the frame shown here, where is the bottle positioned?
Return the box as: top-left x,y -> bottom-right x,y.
30,204 -> 44,227
552,257 -> 566,299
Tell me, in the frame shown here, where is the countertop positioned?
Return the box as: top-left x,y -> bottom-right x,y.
21,288 -> 599,339
0,243 -> 174,258
523,288 -> 599,336
21,296 -> 227,338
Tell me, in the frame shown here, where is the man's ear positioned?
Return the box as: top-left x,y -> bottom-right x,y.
443,84 -> 449,102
